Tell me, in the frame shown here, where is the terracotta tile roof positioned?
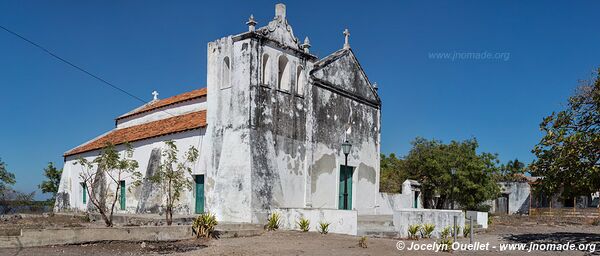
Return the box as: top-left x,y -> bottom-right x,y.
116,88 -> 207,120
65,111 -> 207,157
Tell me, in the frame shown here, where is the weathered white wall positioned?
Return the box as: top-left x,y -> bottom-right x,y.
203,35 -> 253,223
466,210 -> 488,229
56,129 -> 205,215
392,209 -> 465,238
274,208 -> 357,235
376,192 -> 418,215
491,181 -> 530,214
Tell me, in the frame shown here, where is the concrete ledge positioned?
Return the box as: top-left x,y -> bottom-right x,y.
392,209 -> 464,238
0,225 -> 191,248
274,208 -> 357,235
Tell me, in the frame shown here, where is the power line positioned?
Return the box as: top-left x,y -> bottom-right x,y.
0,24 -> 177,117
1,24 -> 147,104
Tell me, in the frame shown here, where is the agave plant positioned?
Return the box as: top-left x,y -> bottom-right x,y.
266,212 -> 281,231
318,222 -> 330,234
463,224 -> 471,238
358,236 -> 368,248
297,217 -> 310,232
192,212 -> 218,238
421,223 -> 435,238
407,224 -> 421,240
440,226 -> 452,239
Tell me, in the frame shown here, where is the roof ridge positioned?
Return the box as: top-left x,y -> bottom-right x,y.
116,87 -> 207,121
65,110 -> 207,157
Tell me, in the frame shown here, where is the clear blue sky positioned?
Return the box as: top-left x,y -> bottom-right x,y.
1,1 -> 598,199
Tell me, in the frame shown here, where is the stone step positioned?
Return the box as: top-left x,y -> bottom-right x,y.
357,228 -> 400,238
358,220 -> 394,227
357,215 -> 393,221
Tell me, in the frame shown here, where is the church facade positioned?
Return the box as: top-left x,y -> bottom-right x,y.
55,4 -> 381,225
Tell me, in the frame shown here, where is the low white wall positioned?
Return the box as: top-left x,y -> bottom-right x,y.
274,208 -> 357,235
376,192 -> 414,215
392,209 -> 464,238
0,226 -> 191,248
466,211 -> 488,229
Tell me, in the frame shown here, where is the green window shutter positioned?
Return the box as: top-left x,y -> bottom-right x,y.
120,180 -> 126,210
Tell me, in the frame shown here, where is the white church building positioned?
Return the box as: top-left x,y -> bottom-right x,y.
56,4 -> 385,233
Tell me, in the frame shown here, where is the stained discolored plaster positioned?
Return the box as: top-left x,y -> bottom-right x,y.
55,192 -> 70,209
136,148 -> 162,213
310,153 -> 336,194
357,163 -> 376,184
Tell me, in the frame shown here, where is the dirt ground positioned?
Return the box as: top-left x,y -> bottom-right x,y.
1,215 -> 600,256
0,214 -> 95,235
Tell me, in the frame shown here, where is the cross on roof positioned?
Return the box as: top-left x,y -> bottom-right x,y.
152,90 -> 159,101
343,28 -> 350,49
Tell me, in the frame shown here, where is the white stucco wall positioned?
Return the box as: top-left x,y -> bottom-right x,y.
489,181 -> 531,214
204,36 -> 253,223
274,208 -> 357,235
56,129 -> 205,214
116,97 -> 207,129
392,209 -> 465,238
466,211 -> 488,229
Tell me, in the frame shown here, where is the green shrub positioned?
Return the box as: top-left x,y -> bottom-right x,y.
439,237 -> 453,252
463,224 -> 471,237
453,225 -> 461,237
297,217 -> 310,232
318,222 -> 330,234
592,218 -> 600,226
358,236 -> 368,248
408,224 -> 421,240
421,223 -> 435,238
440,226 -> 452,239
437,226 -> 456,252
266,212 -> 281,231
192,212 -> 218,238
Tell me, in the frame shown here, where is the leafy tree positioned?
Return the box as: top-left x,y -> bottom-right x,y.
530,69 -> 600,199
380,153 -> 407,193
496,159 -> 527,181
75,143 -> 140,227
403,137 -> 500,210
141,140 -> 198,225
39,162 -> 62,203
0,158 -> 17,213
0,158 -> 16,192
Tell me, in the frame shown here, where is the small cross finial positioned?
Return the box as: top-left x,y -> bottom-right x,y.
343,28 -> 350,49
152,90 -> 159,101
246,14 -> 257,32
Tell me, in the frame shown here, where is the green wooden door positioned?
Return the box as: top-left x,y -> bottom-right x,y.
120,180 -> 126,210
195,175 -> 205,214
338,166 -> 353,210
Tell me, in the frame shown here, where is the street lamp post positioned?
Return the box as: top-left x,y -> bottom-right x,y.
450,168 -> 456,210
341,140 -> 352,210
